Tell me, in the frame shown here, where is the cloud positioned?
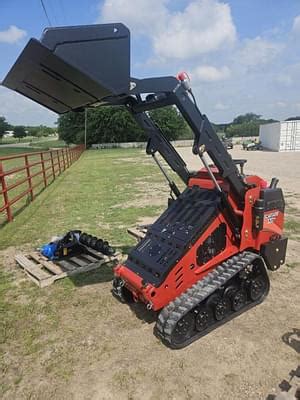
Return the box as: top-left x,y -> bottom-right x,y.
153,0 -> 236,59
0,25 -> 27,44
239,36 -> 283,67
99,0 -> 168,35
292,15 -> 300,32
275,101 -> 287,108
276,74 -> 292,86
192,65 -> 231,82
0,87 -> 56,126
98,0 -> 236,59
215,102 -> 229,110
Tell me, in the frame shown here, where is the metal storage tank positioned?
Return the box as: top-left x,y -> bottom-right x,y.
259,120 -> 300,151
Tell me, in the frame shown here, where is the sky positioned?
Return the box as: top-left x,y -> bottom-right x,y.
0,0 -> 300,126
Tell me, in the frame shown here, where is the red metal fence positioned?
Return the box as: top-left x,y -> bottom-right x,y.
0,145 -> 85,223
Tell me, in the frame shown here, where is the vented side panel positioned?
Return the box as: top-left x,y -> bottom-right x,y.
125,186 -> 222,286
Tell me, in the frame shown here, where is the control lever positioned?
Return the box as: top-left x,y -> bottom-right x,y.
270,177 -> 279,189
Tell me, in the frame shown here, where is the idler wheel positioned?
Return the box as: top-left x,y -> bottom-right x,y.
213,296 -> 231,321
249,275 -> 266,301
231,288 -> 248,311
195,304 -> 212,332
171,313 -> 195,344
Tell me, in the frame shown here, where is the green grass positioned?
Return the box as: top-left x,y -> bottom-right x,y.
0,136 -> 38,145
0,140 -> 67,154
0,148 -> 170,396
0,136 -> 58,145
284,219 -> 300,235
0,147 -> 42,157
0,148 -> 166,249
32,139 -> 67,148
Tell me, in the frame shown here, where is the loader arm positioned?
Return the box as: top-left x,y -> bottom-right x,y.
2,23 -> 246,201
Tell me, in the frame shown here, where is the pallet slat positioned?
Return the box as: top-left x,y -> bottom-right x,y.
80,253 -> 99,263
56,260 -> 77,271
15,249 -> 119,288
15,254 -> 51,280
68,256 -> 88,267
127,225 -> 149,242
29,252 -> 64,275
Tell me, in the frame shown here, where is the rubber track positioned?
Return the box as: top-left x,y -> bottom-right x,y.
155,251 -> 269,349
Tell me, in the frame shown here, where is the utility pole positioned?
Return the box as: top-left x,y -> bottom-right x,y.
84,108 -> 87,149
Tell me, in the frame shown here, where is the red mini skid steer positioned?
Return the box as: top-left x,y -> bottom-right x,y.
3,23 -> 288,348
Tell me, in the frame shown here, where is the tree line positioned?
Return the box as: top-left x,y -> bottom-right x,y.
0,116 -> 56,141
57,108 -> 283,145
2,110 -> 300,145
57,106 -> 192,145
220,113 -> 278,138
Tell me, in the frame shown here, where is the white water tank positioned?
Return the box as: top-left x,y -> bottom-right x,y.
259,120 -> 300,151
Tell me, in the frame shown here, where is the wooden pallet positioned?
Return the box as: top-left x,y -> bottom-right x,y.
127,224 -> 151,242
15,248 -> 120,288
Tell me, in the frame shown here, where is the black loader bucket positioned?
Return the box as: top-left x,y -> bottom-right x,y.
2,24 -> 130,113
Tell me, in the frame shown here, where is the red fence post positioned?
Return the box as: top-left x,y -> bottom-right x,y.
50,150 -> 55,180
64,149 -> 68,168
66,148 -> 70,168
41,152 -> 47,187
0,161 -> 13,222
25,155 -> 33,201
62,149 -> 66,171
57,150 -> 61,174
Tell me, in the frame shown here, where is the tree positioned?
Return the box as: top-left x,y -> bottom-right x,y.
26,126 -> 40,137
149,106 -> 191,141
13,126 -> 26,142
57,105 -> 191,145
226,122 -> 260,137
232,113 -> 261,125
58,111 -> 86,144
26,125 -> 55,137
0,116 -> 10,141
285,116 -> 300,121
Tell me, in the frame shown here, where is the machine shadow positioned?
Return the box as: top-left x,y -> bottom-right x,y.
128,302 -> 158,324
117,244 -> 133,255
282,328 -> 300,354
69,262 -> 114,287
69,241 -> 158,324
68,243 -> 134,287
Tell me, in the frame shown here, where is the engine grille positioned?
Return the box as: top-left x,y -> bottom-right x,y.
125,186 -> 222,286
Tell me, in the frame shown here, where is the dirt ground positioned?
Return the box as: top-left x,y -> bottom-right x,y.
1,148 -> 300,400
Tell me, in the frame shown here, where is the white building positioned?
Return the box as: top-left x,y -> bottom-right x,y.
259,120 -> 300,151
3,131 -> 14,138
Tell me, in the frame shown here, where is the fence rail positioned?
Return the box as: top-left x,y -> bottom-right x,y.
0,145 -> 85,223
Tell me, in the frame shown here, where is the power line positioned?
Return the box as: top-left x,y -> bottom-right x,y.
40,0 -> 52,26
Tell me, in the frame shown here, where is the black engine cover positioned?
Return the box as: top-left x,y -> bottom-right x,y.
125,186 -> 222,287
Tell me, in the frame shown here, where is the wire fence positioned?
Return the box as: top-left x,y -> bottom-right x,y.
0,145 -> 85,224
